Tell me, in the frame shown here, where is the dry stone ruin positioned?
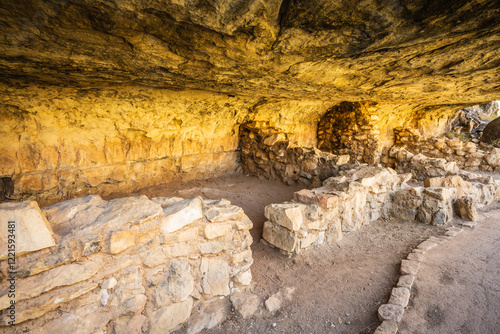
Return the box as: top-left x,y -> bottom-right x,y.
1,0 -> 500,333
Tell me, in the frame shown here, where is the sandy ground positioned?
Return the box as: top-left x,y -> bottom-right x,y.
107,173 -> 500,334
399,202 -> 500,334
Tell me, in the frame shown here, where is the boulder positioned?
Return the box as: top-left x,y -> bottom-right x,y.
481,116 -> 500,145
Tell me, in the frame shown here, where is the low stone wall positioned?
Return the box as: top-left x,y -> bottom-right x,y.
240,122 -> 351,187
262,166 -> 410,254
388,173 -> 500,225
262,166 -> 500,254
0,195 -> 253,334
386,127 -> 500,173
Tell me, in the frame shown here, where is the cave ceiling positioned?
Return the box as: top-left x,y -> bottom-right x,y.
1,0 -> 499,105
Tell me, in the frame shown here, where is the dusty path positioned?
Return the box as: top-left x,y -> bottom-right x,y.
399,202 -> 500,334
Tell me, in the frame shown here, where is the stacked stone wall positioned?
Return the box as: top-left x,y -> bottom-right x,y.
239,122 -> 351,187
262,166 -> 500,254
317,102 -> 383,164
386,127 -> 500,173
262,166 -> 411,254
0,195 -> 253,334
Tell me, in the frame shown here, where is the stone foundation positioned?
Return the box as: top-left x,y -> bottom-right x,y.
239,122 -> 351,187
262,166 -> 410,254
386,127 -> 500,174
0,195 -> 253,333
262,165 -> 500,254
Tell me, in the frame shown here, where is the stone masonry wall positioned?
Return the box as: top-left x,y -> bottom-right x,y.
386,127 -> 500,173
0,195 -> 253,334
317,102 -> 383,164
239,122 -> 351,187
262,166 -> 500,254
262,166 -> 410,254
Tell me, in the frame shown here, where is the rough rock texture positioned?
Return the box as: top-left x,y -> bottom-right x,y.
0,195 -> 254,333
1,0 -> 499,102
481,117 -> 500,145
1,0 -> 500,201
388,128 -> 500,173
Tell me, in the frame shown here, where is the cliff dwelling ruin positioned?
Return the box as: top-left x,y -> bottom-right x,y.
1,1 -> 500,333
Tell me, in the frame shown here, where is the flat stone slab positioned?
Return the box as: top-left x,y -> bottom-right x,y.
0,201 -> 55,259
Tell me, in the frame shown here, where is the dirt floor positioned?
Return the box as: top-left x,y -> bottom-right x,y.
107,173 -> 500,334
399,202 -> 500,334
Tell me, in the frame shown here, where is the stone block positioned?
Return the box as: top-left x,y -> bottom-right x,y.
0,201 -> 55,260
400,259 -> 420,276
454,196 -> 478,221
294,189 -> 339,209
378,304 -> 404,323
388,287 -> 410,307
200,258 -> 230,296
204,223 -> 233,239
262,221 -> 299,253
397,274 -> 415,290
264,203 -> 305,232
160,197 -> 203,234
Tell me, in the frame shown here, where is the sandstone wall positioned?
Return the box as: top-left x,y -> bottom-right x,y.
0,84 -> 332,204
0,195 -> 253,333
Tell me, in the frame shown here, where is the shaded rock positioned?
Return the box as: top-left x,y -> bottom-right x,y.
481,116 -> 500,145
153,259 -> 194,307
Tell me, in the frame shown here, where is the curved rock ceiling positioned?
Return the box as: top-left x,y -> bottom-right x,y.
1,0 -> 499,103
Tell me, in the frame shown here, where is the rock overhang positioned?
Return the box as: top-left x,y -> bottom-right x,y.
0,0 -> 499,104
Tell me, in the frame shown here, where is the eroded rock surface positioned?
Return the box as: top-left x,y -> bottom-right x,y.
0,195 -> 254,333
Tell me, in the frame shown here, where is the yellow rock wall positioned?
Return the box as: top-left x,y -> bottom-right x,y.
0,84 -> 332,204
